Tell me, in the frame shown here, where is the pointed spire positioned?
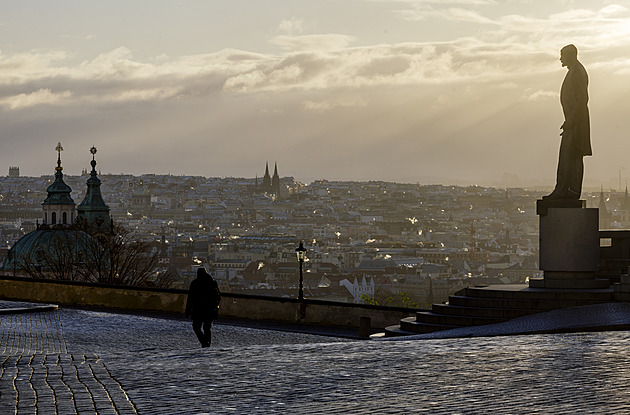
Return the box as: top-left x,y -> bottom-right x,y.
262,161 -> 272,190
77,146 -> 111,232
272,162 -> 280,196
623,185 -> 630,211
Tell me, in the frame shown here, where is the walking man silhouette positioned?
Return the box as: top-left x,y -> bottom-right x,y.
186,267 -> 221,347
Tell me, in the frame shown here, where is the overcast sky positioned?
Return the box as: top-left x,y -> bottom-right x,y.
1,0 -> 630,187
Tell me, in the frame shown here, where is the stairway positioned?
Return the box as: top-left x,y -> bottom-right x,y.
381,230 -> 630,338
383,284 -> 615,337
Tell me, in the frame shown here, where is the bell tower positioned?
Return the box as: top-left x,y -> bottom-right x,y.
42,142 -> 76,227
77,146 -> 111,232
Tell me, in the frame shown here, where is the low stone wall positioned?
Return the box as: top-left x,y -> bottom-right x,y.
0,276 -> 417,330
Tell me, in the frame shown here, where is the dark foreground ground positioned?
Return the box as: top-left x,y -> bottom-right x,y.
2,302 -> 630,414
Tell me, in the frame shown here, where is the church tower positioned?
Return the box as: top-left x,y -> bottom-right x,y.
42,142 -> 76,227
77,146 -> 111,232
272,162 -> 280,196
262,162 -> 272,191
257,161 -> 282,196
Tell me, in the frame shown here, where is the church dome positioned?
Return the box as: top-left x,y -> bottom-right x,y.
43,143 -> 75,207
2,143 -> 106,276
43,171 -> 75,206
1,227 -> 92,272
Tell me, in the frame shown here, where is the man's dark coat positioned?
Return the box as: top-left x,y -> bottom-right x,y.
185,271 -> 220,320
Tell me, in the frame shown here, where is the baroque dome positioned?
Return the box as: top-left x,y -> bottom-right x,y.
2,143 -> 109,276
2,227 -> 93,272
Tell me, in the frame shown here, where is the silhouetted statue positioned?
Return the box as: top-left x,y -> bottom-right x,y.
186,267 -> 221,347
544,44 -> 591,200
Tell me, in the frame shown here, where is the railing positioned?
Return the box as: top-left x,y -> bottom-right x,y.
0,275 -> 418,330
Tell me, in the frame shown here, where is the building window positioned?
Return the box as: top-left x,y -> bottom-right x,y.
63,212 -> 67,224
52,212 -> 56,224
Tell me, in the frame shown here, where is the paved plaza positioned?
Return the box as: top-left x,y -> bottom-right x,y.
1,302 -> 630,414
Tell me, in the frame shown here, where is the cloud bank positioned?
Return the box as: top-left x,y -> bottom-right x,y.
1,2 -> 630,186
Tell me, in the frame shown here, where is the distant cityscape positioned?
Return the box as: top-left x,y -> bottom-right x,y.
0,164 -> 626,308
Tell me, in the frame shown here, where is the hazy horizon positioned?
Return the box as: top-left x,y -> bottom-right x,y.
6,169 -> 628,193
2,1 -> 630,187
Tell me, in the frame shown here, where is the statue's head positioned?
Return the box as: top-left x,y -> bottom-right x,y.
560,44 -> 578,67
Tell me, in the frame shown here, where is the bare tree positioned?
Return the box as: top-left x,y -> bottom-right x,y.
16,221 -> 167,287
18,231 -> 87,281
77,221 -> 161,286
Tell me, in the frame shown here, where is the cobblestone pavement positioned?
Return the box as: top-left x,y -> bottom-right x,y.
109,332 -> 630,414
3,307 -> 630,414
0,311 -> 138,414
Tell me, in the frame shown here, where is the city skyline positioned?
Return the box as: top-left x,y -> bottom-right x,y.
1,1 -> 630,185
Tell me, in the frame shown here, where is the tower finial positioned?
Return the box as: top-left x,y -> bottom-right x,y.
55,142 -> 63,172
90,146 -> 97,172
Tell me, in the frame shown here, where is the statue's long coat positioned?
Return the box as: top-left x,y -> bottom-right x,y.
561,61 -> 591,156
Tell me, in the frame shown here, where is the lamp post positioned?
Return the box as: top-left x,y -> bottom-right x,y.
295,241 -> 307,300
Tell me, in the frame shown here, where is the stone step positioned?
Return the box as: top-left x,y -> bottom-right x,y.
383,324 -> 417,337
415,311 -> 504,327
462,286 -> 614,301
595,274 -> 621,285
598,267 -> 625,275
613,282 -> 630,293
386,283 -> 618,338
431,303 -> 538,319
598,260 -> 630,282
528,278 -> 611,289
398,317 -> 462,334
614,292 -> 630,302
447,295 -> 611,310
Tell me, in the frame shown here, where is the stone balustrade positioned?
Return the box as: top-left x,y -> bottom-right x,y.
0,275 -> 417,330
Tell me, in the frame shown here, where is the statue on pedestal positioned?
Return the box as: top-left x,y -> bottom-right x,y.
544,44 -> 591,200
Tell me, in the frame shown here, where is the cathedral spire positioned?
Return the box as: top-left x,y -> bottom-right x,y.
262,161 -> 272,190
272,162 -> 280,196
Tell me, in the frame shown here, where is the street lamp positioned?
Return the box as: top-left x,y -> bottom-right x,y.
295,241 -> 307,300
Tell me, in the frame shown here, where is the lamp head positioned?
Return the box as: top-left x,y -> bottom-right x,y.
295,241 -> 307,262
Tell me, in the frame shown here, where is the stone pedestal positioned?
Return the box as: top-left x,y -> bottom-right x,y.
530,199 -> 606,289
